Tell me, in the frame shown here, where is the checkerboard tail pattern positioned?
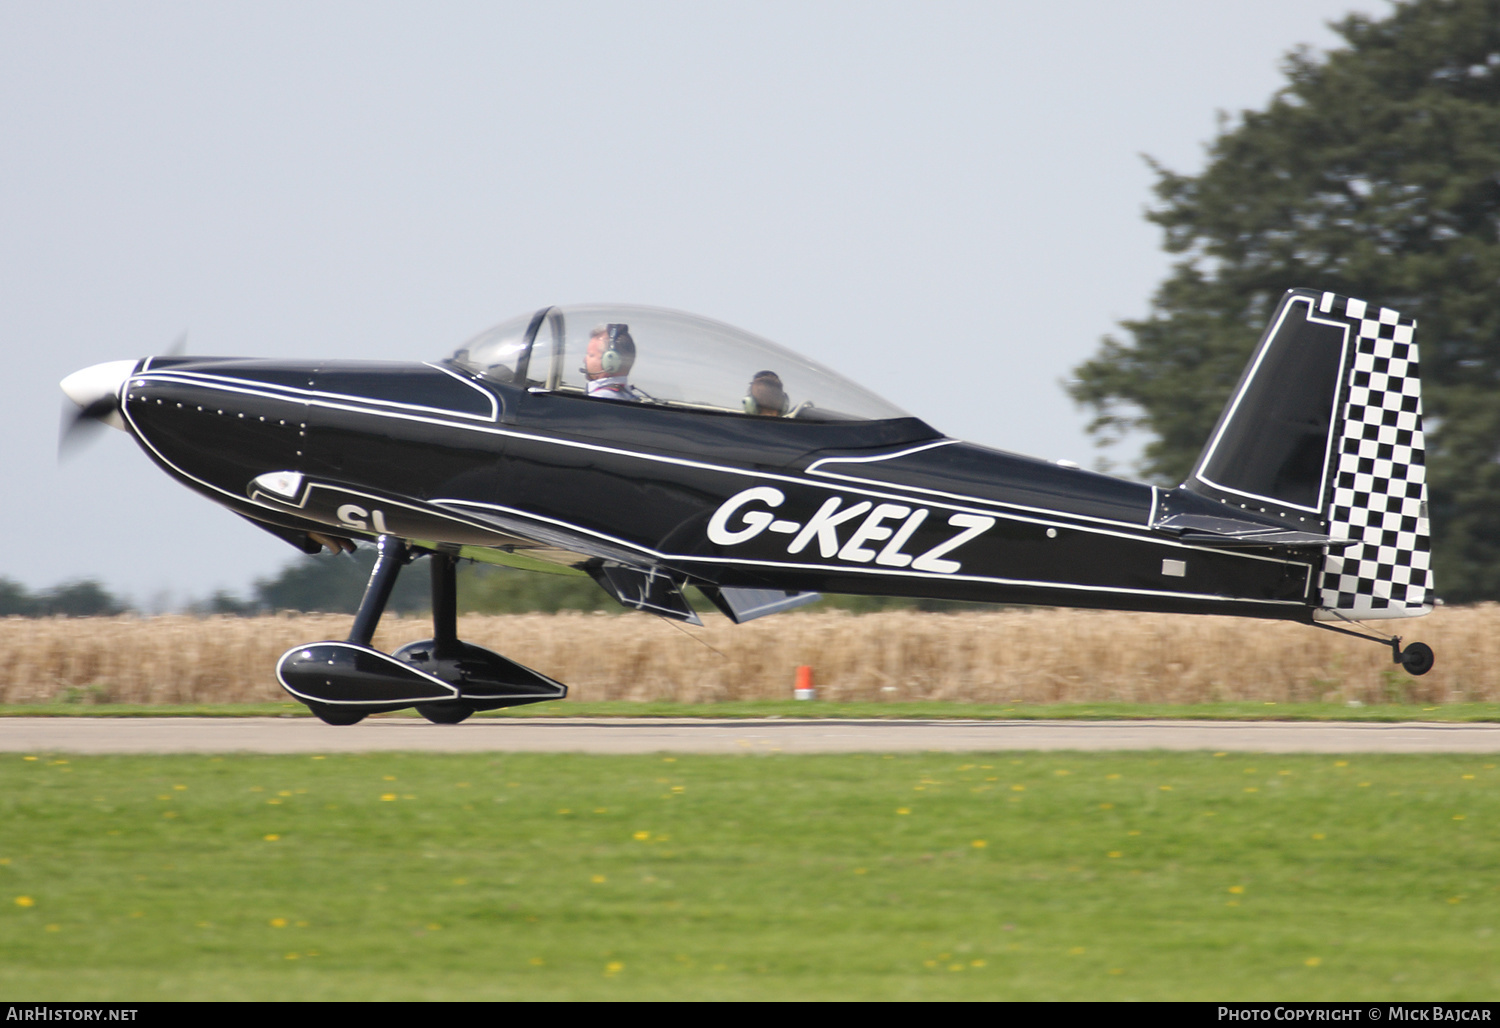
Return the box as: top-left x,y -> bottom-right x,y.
1317,292 -> 1434,620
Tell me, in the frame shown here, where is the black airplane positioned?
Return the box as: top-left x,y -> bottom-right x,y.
61,289 -> 1436,724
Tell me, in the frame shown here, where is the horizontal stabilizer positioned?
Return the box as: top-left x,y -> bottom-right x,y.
699,586 -> 822,624
1153,513 -> 1353,550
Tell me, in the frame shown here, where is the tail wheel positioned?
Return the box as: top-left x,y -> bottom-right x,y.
307,702 -> 369,726
1399,642 -> 1435,677
416,703 -> 475,725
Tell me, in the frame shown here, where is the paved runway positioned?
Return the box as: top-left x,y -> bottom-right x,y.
2,717 -> 1498,754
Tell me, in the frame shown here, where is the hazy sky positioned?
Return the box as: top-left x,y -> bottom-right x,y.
3,0 -> 1389,607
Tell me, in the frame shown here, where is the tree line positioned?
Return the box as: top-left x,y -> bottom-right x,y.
0,579 -> 127,617
249,552 -> 976,616
3,551 -> 970,618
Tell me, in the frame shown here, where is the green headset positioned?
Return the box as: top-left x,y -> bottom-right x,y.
599,323 -> 634,376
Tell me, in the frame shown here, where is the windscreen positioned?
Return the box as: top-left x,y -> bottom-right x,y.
448,304 -> 909,423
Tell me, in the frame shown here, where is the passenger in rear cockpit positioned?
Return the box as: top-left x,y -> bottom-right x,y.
743,370 -> 789,416
583,323 -> 641,401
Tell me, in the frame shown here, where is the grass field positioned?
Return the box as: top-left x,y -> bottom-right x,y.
2,750 -> 1496,1000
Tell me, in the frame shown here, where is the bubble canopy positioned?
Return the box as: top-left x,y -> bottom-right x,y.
445,304 -> 910,423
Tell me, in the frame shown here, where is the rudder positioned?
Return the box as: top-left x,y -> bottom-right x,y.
1316,292 -> 1432,620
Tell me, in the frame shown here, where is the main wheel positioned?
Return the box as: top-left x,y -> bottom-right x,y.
306,702 -> 370,726
416,703 -> 475,725
1399,642 -> 1435,677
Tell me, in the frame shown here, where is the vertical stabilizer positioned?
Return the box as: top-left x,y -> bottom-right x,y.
1185,288 -> 1433,620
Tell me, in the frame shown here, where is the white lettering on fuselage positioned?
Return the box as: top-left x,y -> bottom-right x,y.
705,487 -> 784,545
706,487 -> 993,574
336,504 -> 391,534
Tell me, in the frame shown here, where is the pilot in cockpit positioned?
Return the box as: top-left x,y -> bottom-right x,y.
583,323 -> 641,401
743,370 -> 789,416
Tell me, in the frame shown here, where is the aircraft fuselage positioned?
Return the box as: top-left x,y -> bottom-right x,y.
118,356 -> 1321,621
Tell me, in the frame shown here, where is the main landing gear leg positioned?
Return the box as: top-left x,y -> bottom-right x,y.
348,535 -> 410,647
414,553 -> 476,725
301,535 -> 412,726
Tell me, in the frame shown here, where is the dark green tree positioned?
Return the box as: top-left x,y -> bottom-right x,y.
1070,0 -> 1500,602
0,578 -> 128,616
457,564 -> 617,614
0,578 -> 39,616
39,580 -> 127,616
252,549 -> 431,615
187,589 -> 259,616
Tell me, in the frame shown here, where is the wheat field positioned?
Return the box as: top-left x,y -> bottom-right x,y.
2,604 -> 1497,706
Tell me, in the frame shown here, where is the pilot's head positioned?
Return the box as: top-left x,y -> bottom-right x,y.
585,323 -> 636,379
745,370 -> 788,416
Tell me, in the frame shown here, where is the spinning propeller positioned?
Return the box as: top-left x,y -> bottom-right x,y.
58,359 -> 136,457
58,335 -> 184,458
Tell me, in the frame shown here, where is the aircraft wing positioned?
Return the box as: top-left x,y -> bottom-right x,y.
438,502 -> 717,623
438,503 -> 822,623
434,501 -> 674,570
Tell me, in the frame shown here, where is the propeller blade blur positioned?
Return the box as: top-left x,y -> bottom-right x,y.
58,359 -> 137,458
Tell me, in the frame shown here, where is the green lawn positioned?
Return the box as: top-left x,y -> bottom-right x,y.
1,751 -> 1496,999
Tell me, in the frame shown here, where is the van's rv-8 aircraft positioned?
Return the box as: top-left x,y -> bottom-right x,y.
61,289 -> 1436,724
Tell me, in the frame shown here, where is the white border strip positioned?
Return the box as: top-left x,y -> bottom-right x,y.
135,363 -> 499,421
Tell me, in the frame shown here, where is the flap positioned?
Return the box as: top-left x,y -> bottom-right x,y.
588,564 -> 703,624
699,586 -> 822,624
